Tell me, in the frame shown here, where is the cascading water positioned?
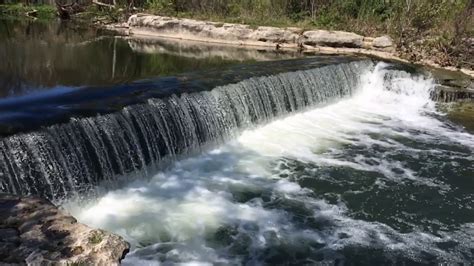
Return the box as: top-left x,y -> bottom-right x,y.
65,62 -> 474,264
0,60 -> 372,200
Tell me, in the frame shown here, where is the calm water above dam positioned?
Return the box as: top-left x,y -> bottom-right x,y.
0,18 -> 297,99
1,19 -> 473,265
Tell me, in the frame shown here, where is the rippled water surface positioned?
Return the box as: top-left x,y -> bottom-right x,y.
65,64 -> 474,264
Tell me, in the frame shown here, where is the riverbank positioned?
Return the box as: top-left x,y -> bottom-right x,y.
106,14 -> 474,79
0,193 -> 129,264
1,1 -> 472,76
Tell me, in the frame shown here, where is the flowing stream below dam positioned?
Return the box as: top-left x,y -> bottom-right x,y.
1,18 -> 473,265
64,63 -> 473,264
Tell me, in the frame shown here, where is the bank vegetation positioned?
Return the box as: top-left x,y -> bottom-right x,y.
1,0 -> 473,69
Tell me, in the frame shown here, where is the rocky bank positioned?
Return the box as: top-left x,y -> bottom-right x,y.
0,193 -> 129,265
112,14 -> 395,52
107,14 -> 473,78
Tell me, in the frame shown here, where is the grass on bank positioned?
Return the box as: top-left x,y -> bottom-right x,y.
0,3 -> 56,20
138,0 -> 472,34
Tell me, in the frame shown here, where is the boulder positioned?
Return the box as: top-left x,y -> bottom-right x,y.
372,35 -> 394,49
301,30 -> 364,48
0,193 -> 129,265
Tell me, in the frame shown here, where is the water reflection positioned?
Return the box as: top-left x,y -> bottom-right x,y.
1,19 -> 298,99
127,37 -> 303,62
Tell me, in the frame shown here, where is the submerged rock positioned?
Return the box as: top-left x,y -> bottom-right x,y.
0,193 -> 129,265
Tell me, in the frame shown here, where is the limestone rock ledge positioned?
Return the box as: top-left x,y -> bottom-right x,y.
0,193 -> 130,265
118,14 -> 393,51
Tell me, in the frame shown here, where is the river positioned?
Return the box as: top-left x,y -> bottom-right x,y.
1,18 -> 473,265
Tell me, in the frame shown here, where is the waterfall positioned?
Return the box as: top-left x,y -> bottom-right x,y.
0,60 -> 374,200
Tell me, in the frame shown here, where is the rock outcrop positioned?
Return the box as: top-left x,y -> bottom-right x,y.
118,14 -> 393,51
126,15 -> 301,48
0,193 -> 129,265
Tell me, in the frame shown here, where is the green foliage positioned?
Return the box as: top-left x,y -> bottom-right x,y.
36,4 -> 56,19
0,3 -> 55,20
138,0 -> 471,36
311,7 -> 339,28
145,0 -> 174,13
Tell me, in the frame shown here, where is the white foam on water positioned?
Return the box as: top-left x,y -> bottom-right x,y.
238,63 -> 474,187
66,146 -> 303,264
66,62 -> 474,264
